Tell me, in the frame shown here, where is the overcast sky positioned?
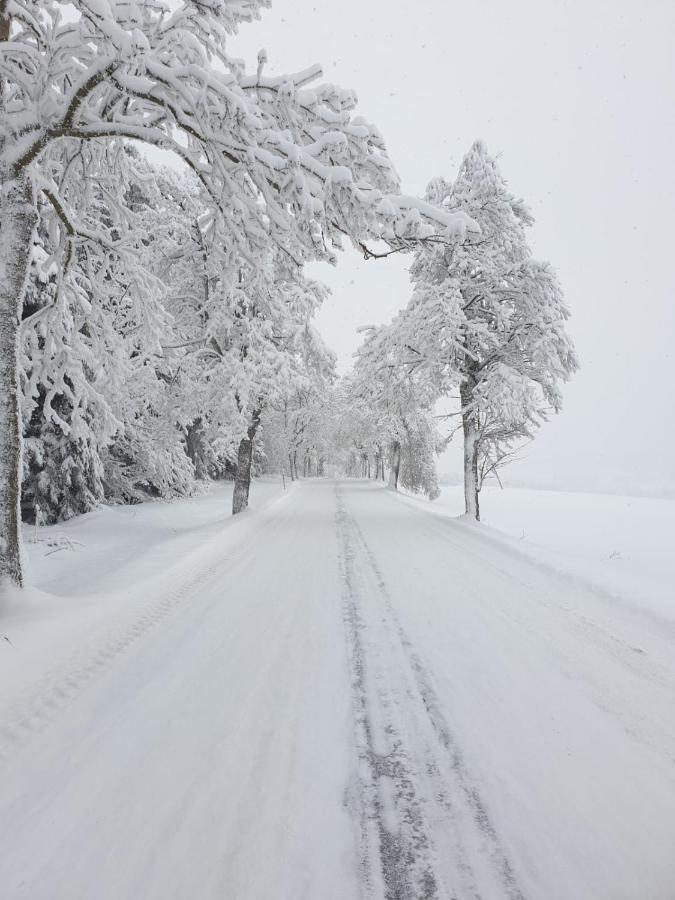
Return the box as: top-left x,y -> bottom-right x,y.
232,1 -> 675,493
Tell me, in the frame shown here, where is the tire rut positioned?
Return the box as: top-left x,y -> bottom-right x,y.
336,484 -> 526,900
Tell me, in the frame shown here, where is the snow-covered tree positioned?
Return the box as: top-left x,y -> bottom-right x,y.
19,145 -> 191,522
0,0 -> 470,585
260,325 -> 337,481
225,265 -> 330,514
404,141 -> 578,519
350,321 -> 441,498
329,381 -> 380,479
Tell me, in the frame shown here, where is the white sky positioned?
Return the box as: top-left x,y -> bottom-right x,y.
232,1 -> 675,493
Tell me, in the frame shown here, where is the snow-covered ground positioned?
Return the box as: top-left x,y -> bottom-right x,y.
2,479 -> 675,899
18,477 -> 287,597
0,478 -> 287,741
401,483 -> 675,624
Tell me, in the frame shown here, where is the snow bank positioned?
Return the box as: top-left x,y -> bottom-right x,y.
20,478 -> 286,597
0,479 -> 288,707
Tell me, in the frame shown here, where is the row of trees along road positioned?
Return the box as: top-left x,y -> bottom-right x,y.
348,141 -> 578,520
0,0 -> 472,586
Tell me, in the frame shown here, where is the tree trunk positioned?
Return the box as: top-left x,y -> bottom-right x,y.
376,446 -> 385,481
232,410 -> 261,516
460,381 -> 480,520
387,440 -> 401,491
288,453 -> 295,481
0,174 -> 37,587
185,417 -> 208,480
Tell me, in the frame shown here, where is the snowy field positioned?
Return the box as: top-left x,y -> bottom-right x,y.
401,484 -> 675,624
2,478 -> 675,899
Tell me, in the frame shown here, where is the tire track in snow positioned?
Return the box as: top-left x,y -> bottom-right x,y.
337,491 -> 438,899
336,484 -> 525,900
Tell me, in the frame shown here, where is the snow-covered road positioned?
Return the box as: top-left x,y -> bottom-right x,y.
2,480 -> 675,899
